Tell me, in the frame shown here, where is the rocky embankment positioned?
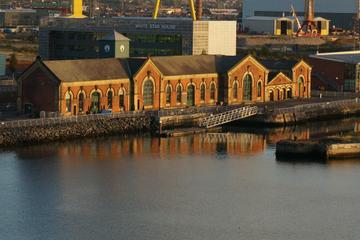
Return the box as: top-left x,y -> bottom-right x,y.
0,116 -> 155,147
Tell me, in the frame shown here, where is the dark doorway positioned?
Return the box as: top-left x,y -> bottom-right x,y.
269,91 -> 274,101
287,89 -> 292,99
281,21 -> 287,35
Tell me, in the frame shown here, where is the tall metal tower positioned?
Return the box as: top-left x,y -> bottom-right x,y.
297,0 -> 317,36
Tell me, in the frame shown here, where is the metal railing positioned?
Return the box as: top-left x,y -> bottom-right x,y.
312,90 -> 360,98
200,106 -> 258,129
269,98 -> 360,115
0,111 -> 150,129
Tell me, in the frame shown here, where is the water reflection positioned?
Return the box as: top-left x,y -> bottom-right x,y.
12,117 -> 360,164
3,118 -> 360,240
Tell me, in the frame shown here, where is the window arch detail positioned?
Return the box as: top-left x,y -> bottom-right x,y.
210,82 -> 216,101
233,81 -> 238,99
64,91 -> 73,113
119,88 -> 126,109
166,84 -> 172,104
243,73 -> 253,101
107,88 -> 114,109
78,90 -> 85,113
143,78 -> 154,106
257,81 -> 262,98
176,84 -> 182,103
200,83 -> 206,102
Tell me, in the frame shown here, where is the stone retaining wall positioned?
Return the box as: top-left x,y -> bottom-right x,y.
242,104 -> 360,126
0,116 -> 155,147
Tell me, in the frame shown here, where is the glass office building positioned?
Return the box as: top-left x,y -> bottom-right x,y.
39,17 -> 236,60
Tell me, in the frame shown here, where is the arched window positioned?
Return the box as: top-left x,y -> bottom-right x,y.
119,88 -> 125,109
283,88 -> 287,100
298,77 -> 305,98
79,92 -> 85,112
233,82 -> 238,99
65,91 -> 71,112
257,82 -> 262,97
143,79 -> 154,106
187,84 -> 195,106
200,83 -> 206,101
210,82 -> 216,100
107,90 -> 113,109
276,89 -> 281,101
243,74 -> 252,101
166,85 -> 171,104
176,85 -> 182,103
91,91 -> 100,113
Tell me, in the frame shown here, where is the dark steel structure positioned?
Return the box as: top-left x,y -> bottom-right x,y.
297,0 -> 317,36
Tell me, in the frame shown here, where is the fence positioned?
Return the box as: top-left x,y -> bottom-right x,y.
312,90 -> 360,98
157,105 -> 241,117
0,111 -> 150,129
0,104 -> 242,130
269,98 -> 360,115
3,99 -> 357,130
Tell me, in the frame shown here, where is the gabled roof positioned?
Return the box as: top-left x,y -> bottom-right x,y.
259,59 -> 298,82
126,58 -> 147,76
150,55 -> 218,76
259,59 -> 298,71
43,58 -> 130,82
268,72 -> 292,85
149,55 -> 247,76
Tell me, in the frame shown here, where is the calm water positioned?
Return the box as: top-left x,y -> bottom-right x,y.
2,118 -> 360,240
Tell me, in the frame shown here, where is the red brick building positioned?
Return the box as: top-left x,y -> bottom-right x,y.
18,55 -> 312,115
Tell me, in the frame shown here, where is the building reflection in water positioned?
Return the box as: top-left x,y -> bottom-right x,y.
14,117 -> 360,163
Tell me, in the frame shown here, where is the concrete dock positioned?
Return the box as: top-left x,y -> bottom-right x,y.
276,136 -> 360,160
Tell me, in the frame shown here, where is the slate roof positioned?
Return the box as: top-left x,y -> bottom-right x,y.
259,59 -> 298,71
259,59 -> 297,83
36,55 -> 302,83
126,58 -> 147,76
42,58 -> 130,82
150,54 -> 247,76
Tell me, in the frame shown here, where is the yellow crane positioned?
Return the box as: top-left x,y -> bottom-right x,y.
153,0 -> 197,21
68,0 -> 87,18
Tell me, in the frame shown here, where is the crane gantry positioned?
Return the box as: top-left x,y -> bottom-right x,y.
153,0 -> 197,21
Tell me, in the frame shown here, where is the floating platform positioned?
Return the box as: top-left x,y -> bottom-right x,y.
159,127 -> 222,138
276,137 -> 360,160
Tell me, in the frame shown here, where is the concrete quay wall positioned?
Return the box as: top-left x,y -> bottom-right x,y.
326,143 -> 360,159
244,103 -> 360,126
0,116 -> 154,147
276,140 -> 360,160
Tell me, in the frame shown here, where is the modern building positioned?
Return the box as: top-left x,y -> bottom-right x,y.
309,51 -> 360,92
39,17 -> 237,60
243,0 -> 356,30
0,9 -> 37,28
18,55 -> 311,115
